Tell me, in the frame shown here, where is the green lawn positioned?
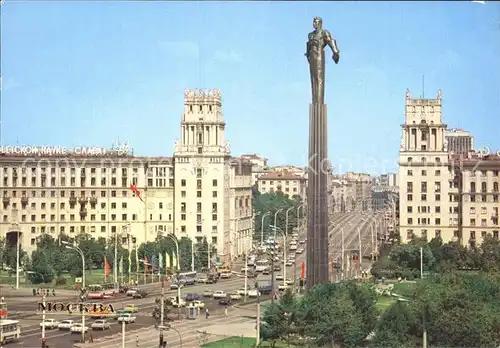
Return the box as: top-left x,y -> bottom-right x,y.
201,337 -> 291,347
375,296 -> 397,312
392,282 -> 417,297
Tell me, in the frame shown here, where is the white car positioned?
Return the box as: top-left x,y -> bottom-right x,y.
278,284 -> 290,291
90,319 -> 111,330
197,277 -> 208,283
212,291 -> 227,299
40,319 -> 59,329
230,293 -> 241,300
237,288 -> 248,296
58,320 -> 74,330
285,278 -> 293,285
172,299 -> 187,308
70,323 -> 89,333
275,274 -> 284,281
126,288 -> 138,296
296,248 -> 304,254
241,266 -> 250,273
248,289 -> 260,298
117,313 -> 136,323
191,300 -> 205,308
286,260 -> 294,266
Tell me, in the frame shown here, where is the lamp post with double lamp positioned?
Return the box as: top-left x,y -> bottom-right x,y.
398,297 -> 427,348
273,209 -> 283,241
270,225 -> 287,290
163,234 -> 182,321
62,241 -> 86,343
253,211 -> 261,250
293,204 -> 304,292
26,271 -> 46,348
260,211 -> 271,246
364,214 -> 380,260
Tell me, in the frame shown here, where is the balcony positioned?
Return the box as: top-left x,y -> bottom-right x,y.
21,196 -> 29,205
89,196 -> 98,205
13,171 -> 18,178
196,219 -> 203,226
2,196 -> 10,205
80,209 -> 87,218
79,196 -> 88,205
41,173 -> 46,179
80,171 -> 86,178
69,196 -> 77,205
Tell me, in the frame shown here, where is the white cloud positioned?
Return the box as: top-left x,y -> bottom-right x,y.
211,49 -> 242,63
158,41 -> 200,60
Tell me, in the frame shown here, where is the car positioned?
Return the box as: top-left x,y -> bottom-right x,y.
258,285 -> 273,295
197,276 -> 208,283
220,271 -> 232,279
70,323 -> 89,333
248,289 -> 260,298
117,313 -> 136,323
172,298 -> 187,308
218,297 -> 232,305
123,304 -> 139,313
286,260 -> 294,266
191,300 -> 205,308
58,320 -> 74,330
203,289 -> 213,297
299,240 -> 306,244
133,290 -> 148,299
296,248 -> 304,254
237,288 -> 248,296
275,274 -> 284,281
229,292 -> 241,300
184,293 -> 200,301
285,278 -> 293,285
90,319 -> 111,330
170,283 -> 183,290
240,266 -> 250,273
40,319 -> 60,329
278,284 -> 290,291
273,265 -> 281,271
126,288 -> 138,296
212,291 -> 227,299
262,268 -> 270,275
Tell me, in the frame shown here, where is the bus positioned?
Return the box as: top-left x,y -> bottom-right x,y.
255,259 -> 269,272
178,271 -> 197,285
0,319 -> 21,344
87,284 -> 105,299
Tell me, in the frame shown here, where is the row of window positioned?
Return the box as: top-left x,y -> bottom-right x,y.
406,229 -> 500,241
407,206 -> 499,216
406,193 -> 499,203
407,217 -> 499,227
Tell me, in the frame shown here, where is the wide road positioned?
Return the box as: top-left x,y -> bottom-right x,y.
8,275 -> 272,348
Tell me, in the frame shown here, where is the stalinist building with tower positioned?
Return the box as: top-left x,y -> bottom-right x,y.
0,89 -> 253,264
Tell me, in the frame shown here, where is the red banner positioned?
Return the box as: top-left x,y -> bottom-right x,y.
300,261 -> 305,278
104,257 -> 110,277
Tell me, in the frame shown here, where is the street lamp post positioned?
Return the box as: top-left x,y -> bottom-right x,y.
270,225 -> 287,289
273,209 -> 283,238
164,234 -> 182,320
260,211 -> 271,246
62,241 -> 86,343
15,230 -> 20,290
27,271 -> 46,348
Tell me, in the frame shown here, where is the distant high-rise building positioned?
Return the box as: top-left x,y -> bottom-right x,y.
445,128 -> 474,155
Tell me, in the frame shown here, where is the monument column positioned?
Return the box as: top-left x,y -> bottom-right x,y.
305,16 -> 340,289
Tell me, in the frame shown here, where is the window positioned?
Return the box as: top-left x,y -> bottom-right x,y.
421,182 -> 427,193
434,182 -> 441,193
212,191 -> 217,198
407,182 -> 413,193
435,206 -> 441,213
407,194 -> 413,201
435,218 -> 441,225
421,194 -> 427,201
407,170 -> 413,176
181,179 -> 186,187
435,194 -> 441,201
407,206 -> 412,213
471,218 -> 476,226
421,170 -> 427,176
435,230 -> 441,238
212,179 -> 218,186
181,191 -> 186,198
470,207 -> 476,214
407,218 -> 413,225
471,182 -> 476,192
482,182 -> 487,193
435,170 -> 441,176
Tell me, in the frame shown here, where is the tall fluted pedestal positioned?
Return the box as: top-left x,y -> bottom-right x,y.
306,103 -> 329,289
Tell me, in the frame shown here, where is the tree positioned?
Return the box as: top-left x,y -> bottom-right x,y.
26,250 -> 54,284
152,296 -> 172,323
260,289 -> 298,347
75,233 -> 106,272
253,192 -> 301,242
293,283 -> 378,347
373,300 -> 419,347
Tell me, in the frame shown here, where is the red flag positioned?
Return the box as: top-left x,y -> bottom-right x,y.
130,184 -> 144,202
144,256 -> 148,272
300,261 -> 305,278
104,257 -> 110,277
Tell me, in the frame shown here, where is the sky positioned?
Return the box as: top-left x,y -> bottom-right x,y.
1,1 -> 499,174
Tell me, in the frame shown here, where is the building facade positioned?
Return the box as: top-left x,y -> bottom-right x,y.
0,89 -> 254,259
399,89 -> 451,243
445,128 -> 474,155
398,89 -> 500,245
257,171 -> 307,199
